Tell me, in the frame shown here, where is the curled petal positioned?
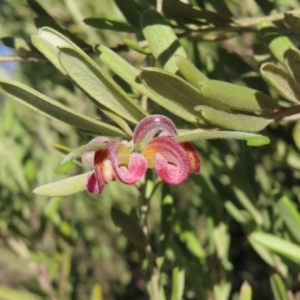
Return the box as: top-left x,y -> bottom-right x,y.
133,115 -> 177,151
107,140 -> 147,184
86,172 -> 104,194
82,137 -> 109,168
94,148 -> 116,185
143,137 -> 190,184
180,142 -> 201,173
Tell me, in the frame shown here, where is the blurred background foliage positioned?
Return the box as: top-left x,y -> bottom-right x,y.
1,0 -> 300,300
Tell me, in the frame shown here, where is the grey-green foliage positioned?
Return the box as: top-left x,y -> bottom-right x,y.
1,0 -> 300,299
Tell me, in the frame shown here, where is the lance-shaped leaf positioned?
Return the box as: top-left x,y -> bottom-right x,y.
0,79 -> 125,137
239,282 -> 252,300
277,195 -> 300,244
58,46 -> 147,124
34,16 -> 90,48
140,67 -> 225,118
31,26 -> 81,75
123,39 -> 151,55
174,130 -> 270,146
259,21 -> 295,64
94,45 -> 198,123
175,55 -> 208,88
114,0 -> 141,28
171,266 -> 185,300
283,47 -> 300,84
101,108 -> 133,137
199,79 -> 281,112
55,161 -> 77,174
141,9 -> 187,73
1,37 -> 32,53
270,274 -> 289,300
111,207 -> 146,248
195,105 -> 272,132
250,232 -> 300,263
174,221 -> 205,261
33,172 -> 91,196
84,18 -> 141,33
144,0 -> 232,24
27,0 -> 53,19
284,13 -> 300,32
293,120 -> 300,151
260,62 -> 300,103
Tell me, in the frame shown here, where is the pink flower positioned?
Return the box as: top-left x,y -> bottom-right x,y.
82,138 -> 147,194
134,115 -> 201,185
82,115 -> 200,194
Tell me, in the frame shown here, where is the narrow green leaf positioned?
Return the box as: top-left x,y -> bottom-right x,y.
33,172 -> 90,196
114,0 -> 141,28
283,47 -> 300,84
248,237 -> 287,276
32,35 -> 65,73
159,187 -> 175,256
101,108 -> 133,137
90,284 -> 103,300
174,222 -> 205,261
0,79 -> 125,137
250,232 -> 300,263
140,67 -> 225,120
174,130 -> 270,146
239,281 -> 252,300
123,39 -> 151,55
58,46 -> 147,124
141,9 -> 187,73
259,21 -> 295,64
111,207 -> 147,248
43,197 -> 64,219
94,45 -> 198,123
32,26 -> 80,75
59,142 -> 106,166
277,195 -> 300,244
52,143 -> 72,155
144,0 -> 232,24
175,55 -> 208,88
213,282 -> 232,300
293,120 -> 300,151
0,142 -> 30,193
27,0 -> 52,18
224,201 -> 249,224
270,274 -> 289,300
284,13 -> 300,32
34,18 -> 89,48
260,62 -> 300,103
1,37 -> 32,53
171,266 -> 185,300
0,286 -> 42,300
84,18 -> 141,33
233,186 -> 263,225
195,105 -> 272,132
55,161 -> 77,174
199,79 -> 281,112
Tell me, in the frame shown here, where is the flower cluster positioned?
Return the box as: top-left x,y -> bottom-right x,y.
82,115 -> 200,194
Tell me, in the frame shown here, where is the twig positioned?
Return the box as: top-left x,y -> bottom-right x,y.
178,8 -> 300,39
271,105 -> 300,120
139,178 -> 159,300
0,55 -> 45,62
156,0 -> 163,14
235,8 -> 300,27
2,8 -> 300,63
